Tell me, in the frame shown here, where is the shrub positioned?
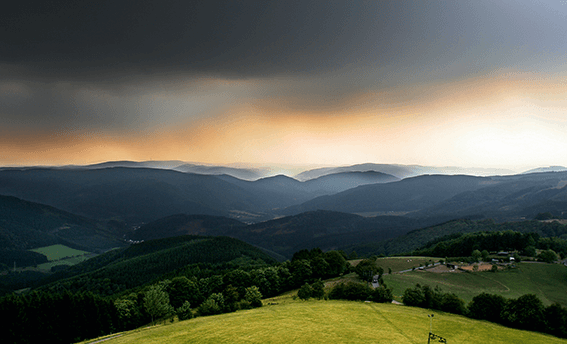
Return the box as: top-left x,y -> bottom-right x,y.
244,285 -> 263,308
297,283 -> 313,300
467,293 -> 507,324
311,279 -> 326,300
198,293 -> 225,316
544,303 -> 567,338
328,282 -> 371,301
198,298 -> 221,316
439,293 -> 465,315
176,301 -> 193,321
371,286 -> 393,303
501,294 -> 545,332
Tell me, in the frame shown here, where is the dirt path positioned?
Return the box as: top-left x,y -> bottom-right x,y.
476,274 -> 510,292
85,334 -> 122,343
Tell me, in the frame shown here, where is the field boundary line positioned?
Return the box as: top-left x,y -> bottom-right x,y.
475,274 -> 510,292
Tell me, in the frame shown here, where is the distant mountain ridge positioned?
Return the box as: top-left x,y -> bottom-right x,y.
294,163 -> 516,180
522,166 -> 567,174
0,167 -> 401,224
284,174 -> 491,215
284,171 -> 567,221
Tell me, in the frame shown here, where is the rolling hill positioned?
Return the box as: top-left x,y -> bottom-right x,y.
284,172 -> 567,221
0,194 -> 124,253
283,174 -> 491,215
345,218 -> 567,257
0,168 -> 314,223
128,210 -> 444,259
173,163 -> 269,181
294,163 -> 516,180
0,167 -> 404,224
37,234 -> 278,295
81,300 -> 567,344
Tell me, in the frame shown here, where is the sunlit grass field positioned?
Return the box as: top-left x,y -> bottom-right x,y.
82,299 -> 567,344
383,262 -> 567,306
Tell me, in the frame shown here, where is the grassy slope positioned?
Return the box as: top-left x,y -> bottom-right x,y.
383,262 -> 567,306
82,300 -> 567,344
373,256 -> 440,272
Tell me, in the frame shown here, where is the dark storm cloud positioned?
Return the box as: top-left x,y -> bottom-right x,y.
1,0 -> 566,131
2,0 -> 565,82
1,0 -> 380,80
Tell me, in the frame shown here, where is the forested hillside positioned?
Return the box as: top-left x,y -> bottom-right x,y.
1,244 -> 350,343
36,235 -> 279,295
346,218 -> 567,257
128,210 -> 444,258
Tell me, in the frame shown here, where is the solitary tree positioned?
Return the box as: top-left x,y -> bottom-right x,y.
472,249 -> 482,262
144,284 -> 174,325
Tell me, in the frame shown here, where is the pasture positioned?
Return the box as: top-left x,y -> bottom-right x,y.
375,256 -> 440,272
81,300 -> 567,344
349,256 -> 440,271
30,244 -> 94,272
383,262 -> 567,306
30,244 -> 90,261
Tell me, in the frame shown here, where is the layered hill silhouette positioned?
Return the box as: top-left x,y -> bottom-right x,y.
294,163 -> 515,180
0,167 -> 399,224
127,211 -> 444,258
283,174 -> 492,215
284,172 -> 567,221
0,194 -> 123,252
1,164 -> 566,262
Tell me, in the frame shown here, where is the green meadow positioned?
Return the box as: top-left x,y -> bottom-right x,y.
36,256 -> 92,271
374,256 -> 440,272
29,244 -> 94,271
30,244 -> 90,261
82,300 -> 567,344
383,262 -> 567,306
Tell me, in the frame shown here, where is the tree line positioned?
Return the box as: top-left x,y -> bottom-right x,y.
412,230 -> 566,260
402,284 -> 567,338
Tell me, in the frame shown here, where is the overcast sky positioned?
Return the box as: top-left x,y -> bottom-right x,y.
1,0 -> 566,171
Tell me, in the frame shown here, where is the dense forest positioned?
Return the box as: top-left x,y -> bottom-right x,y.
0,245 -> 349,343
346,218 -> 567,257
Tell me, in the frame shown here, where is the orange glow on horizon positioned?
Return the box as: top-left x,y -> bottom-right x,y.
1,73 -> 566,169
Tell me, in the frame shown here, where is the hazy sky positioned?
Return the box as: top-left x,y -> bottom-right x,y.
1,0 -> 567,170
